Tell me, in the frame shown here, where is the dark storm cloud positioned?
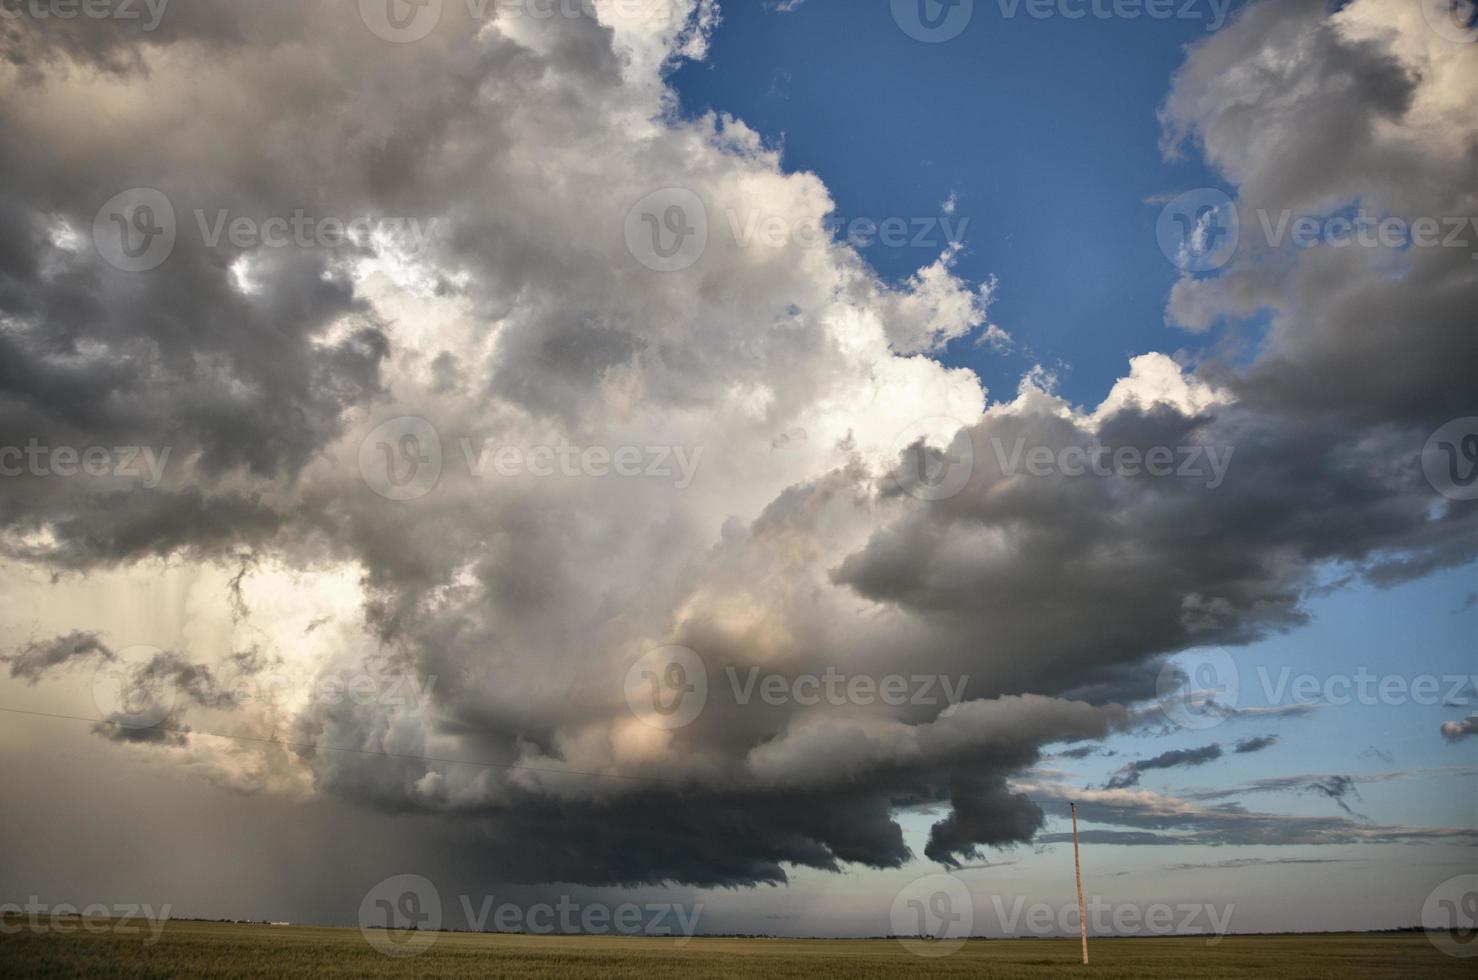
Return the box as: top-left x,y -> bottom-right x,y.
837,403 -> 1475,711
4,488 -> 285,569
1233,735 -> 1279,754
0,0 -> 242,76
93,713 -> 190,746
922,773 -> 1045,868
1106,744 -> 1224,789
292,685 -> 1126,883
2,630 -> 113,680
1161,0 -> 1478,426
452,792 -> 911,887
11,632 -> 248,722
127,649 -> 240,711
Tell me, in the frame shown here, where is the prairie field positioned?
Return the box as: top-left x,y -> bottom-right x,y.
0,919 -> 1470,979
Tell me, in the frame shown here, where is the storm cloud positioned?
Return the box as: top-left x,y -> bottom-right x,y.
0,0 -> 1473,889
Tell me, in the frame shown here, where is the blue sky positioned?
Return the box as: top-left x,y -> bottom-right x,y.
672,0 -> 1244,407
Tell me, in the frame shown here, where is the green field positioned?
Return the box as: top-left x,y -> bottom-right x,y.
0,920 -> 1470,979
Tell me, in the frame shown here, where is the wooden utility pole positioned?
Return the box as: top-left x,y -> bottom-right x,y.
1071,802 -> 1088,965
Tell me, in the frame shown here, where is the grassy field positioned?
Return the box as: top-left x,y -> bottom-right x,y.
0,919 -> 1468,979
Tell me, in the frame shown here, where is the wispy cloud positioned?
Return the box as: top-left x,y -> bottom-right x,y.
1106,743 -> 1222,789
1163,857 -> 1348,872
1132,700 -> 1321,736
1019,777 -> 1478,848
1441,716 -> 1478,742
1180,767 -> 1478,811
